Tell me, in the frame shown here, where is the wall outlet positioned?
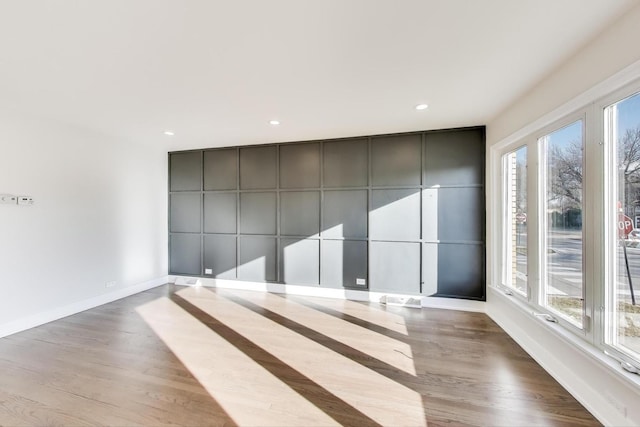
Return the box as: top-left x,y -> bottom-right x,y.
0,194 -> 17,205
205,268 -> 213,275
356,278 -> 366,286
105,281 -> 117,288
604,391 -> 627,418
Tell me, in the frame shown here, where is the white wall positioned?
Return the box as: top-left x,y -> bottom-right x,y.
0,109 -> 168,331
486,3 -> 640,426
488,4 -> 640,144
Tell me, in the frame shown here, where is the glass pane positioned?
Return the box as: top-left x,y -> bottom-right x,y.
504,146 -> 528,295
608,91 -> 640,360
542,121 -> 584,327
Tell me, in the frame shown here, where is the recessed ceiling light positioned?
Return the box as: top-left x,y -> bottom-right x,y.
164,130 -> 175,136
415,104 -> 429,110
269,120 -> 280,126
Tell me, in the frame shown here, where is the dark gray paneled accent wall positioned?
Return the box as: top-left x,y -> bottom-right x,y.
169,127 -> 486,300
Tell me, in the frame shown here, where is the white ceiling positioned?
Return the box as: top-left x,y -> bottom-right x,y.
0,0 -> 636,151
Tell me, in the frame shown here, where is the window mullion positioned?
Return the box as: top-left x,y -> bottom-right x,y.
528,138 -> 541,304
583,105 -> 600,341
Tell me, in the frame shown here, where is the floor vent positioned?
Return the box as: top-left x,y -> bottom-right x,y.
174,277 -> 202,286
380,295 -> 422,308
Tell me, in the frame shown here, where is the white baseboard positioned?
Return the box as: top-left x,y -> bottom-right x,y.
0,276 -> 168,338
486,286 -> 640,426
169,276 -> 486,313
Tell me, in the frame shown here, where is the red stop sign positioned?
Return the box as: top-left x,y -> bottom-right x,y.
618,213 -> 634,238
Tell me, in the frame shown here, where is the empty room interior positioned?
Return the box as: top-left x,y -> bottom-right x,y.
3,1 -> 640,425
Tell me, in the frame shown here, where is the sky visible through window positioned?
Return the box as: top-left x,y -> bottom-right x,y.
544,94 -> 640,148
617,92 -> 640,132
547,121 -> 582,147
539,94 -> 639,217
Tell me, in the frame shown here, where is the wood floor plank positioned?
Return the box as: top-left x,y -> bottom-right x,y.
0,284 -> 600,426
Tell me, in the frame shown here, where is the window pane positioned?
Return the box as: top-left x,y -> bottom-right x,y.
504,146 -> 528,295
608,91 -> 640,360
542,121 -> 584,327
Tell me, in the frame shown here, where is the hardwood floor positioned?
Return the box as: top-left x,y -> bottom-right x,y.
0,285 -> 600,426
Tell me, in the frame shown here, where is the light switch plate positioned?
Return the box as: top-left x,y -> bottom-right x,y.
0,194 -> 17,205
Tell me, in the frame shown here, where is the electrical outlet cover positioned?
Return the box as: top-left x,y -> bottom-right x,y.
18,196 -> 34,205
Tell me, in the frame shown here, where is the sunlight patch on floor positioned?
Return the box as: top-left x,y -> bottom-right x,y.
225,288 -> 417,375
136,297 -> 339,426
295,294 -> 411,335
178,287 -> 426,426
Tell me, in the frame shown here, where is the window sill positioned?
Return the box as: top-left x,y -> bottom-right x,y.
487,285 -> 640,425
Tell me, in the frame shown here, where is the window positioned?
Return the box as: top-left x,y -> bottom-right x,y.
606,91 -> 640,361
496,74 -> 640,371
540,121 -> 584,328
503,146 -> 528,296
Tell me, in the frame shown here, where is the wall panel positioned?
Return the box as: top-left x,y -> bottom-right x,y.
321,240 -> 367,288
238,236 -> 277,282
204,149 -> 237,191
370,241 -> 421,293
424,129 -> 484,186
240,192 -> 276,235
370,189 -> 420,241
204,235 -> 236,279
323,190 -> 367,239
280,238 -> 320,284
280,143 -> 320,188
371,134 -> 421,186
170,193 -> 201,233
437,243 -> 484,298
280,191 -> 320,236
170,233 -> 201,275
436,187 -> 484,242
204,193 -> 236,234
240,146 -> 277,189
323,139 -> 368,187
170,151 -> 202,192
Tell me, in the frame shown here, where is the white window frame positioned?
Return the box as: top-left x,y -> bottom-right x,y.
489,62 -> 640,374
535,113 -> 590,336
597,82 -> 640,367
501,144 -> 529,298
